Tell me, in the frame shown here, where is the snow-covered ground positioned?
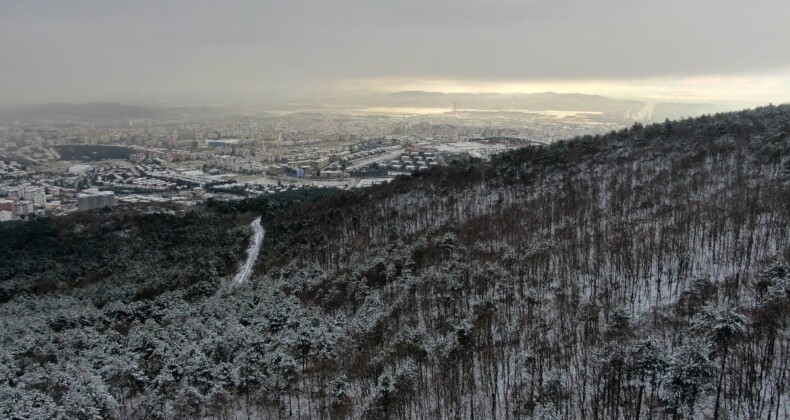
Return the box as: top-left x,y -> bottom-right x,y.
67,164 -> 93,175
435,140 -> 509,159
232,217 -> 264,286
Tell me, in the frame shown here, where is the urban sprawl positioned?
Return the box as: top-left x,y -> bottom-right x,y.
0,108 -> 626,222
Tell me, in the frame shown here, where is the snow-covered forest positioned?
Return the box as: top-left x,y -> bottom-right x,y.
2,105 -> 790,419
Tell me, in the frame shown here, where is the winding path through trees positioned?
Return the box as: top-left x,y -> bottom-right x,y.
232,217 -> 264,286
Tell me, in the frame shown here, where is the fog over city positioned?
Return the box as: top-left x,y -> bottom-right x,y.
1,0 -> 788,106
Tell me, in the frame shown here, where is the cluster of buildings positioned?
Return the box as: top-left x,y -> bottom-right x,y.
0,186 -> 59,221
207,155 -> 267,174
0,161 -> 28,179
388,150 -> 439,173
138,166 -> 215,187
0,104 -> 633,223
0,183 -> 120,220
129,147 -> 192,164
95,167 -> 176,192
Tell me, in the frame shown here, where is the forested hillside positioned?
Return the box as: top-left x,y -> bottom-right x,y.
2,105 -> 789,419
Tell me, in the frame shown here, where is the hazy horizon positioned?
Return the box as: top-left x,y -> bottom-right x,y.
1,0 -> 788,107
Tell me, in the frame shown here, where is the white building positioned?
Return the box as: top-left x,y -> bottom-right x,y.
77,190 -> 118,211
21,189 -> 46,206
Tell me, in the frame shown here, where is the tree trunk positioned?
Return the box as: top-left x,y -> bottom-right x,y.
714,345 -> 728,420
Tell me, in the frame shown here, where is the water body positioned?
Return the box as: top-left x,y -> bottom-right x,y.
232,217 -> 264,286
360,107 -> 603,117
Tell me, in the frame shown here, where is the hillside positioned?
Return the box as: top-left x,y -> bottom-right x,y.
1,105 -> 790,419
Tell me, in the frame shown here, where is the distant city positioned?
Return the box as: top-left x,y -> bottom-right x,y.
0,98 -> 679,222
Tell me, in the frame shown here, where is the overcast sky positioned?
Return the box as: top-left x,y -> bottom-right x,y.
1,0 -> 788,105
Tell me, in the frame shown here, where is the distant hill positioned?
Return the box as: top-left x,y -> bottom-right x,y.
382,90 -> 448,101
0,102 -> 165,122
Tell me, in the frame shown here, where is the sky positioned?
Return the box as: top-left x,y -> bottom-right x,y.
1,0 -> 788,106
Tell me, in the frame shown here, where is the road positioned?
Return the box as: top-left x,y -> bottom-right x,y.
232,217 -> 264,286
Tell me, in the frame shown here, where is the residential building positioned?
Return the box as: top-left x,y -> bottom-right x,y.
77,190 -> 118,211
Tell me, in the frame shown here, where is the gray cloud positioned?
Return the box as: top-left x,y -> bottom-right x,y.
0,0 -> 788,104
